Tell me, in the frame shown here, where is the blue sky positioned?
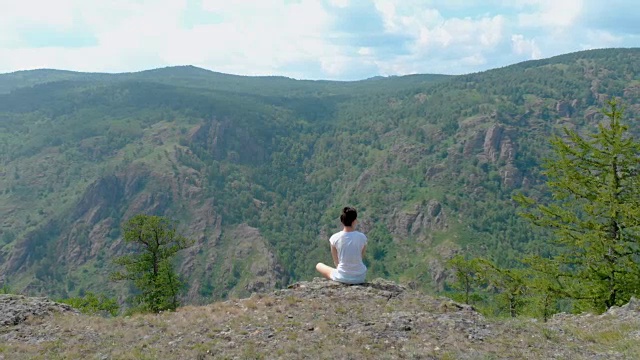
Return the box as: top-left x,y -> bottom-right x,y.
0,0 -> 638,80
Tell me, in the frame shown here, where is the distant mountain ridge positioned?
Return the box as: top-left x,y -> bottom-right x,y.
0,48 -> 639,307
0,64 -> 452,96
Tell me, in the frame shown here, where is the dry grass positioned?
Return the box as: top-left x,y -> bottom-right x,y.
3,287 -> 640,359
560,318 -> 640,358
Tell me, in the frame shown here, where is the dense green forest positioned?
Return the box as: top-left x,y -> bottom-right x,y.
448,99 -> 640,318
0,48 -> 639,307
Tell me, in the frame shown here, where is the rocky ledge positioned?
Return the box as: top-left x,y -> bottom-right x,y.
2,280 -> 640,359
283,277 -> 409,299
0,294 -> 77,327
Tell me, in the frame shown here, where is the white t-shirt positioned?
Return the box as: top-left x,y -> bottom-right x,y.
329,230 -> 368,283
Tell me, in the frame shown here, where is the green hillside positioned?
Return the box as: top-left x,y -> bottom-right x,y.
1,48 -> 639,304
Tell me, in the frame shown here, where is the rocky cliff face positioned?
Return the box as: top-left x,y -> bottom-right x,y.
3,144 -> 285,302
555,99 -> 578,118
228,224 -> 285,294
181,223 -> 285,302
481,124 -> 521,187
190,117 -> 268,165
390,200 -> 447,242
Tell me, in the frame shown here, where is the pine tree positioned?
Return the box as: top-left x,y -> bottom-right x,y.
516,100 -> 640,312
520,256 -> 563,321
447,255 -> 481,305
473,258 -> 528,317
111,214 -> 192,313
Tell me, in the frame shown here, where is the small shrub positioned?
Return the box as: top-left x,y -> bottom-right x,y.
0,284 -> 12,294
58,292 -> 119,317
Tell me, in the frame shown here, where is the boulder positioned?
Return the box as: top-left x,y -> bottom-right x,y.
0,294 -> 78,327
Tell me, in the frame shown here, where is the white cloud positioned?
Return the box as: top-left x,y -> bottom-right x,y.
328,0 -> 350,8
0,0 -> 76,48
368,1 -> 505,76
516,0 -> 584,29
374,56 -> 419,76
373,0 -> 400,33
511,34 -> 542,59
0,0 -> 189,71
0,0 -> 636,79
358,47 -> 373,56
580,30 -> 624,50
0,0 -> 76,29
0,0 -> 350,78
461,53 -> 487,66
186,0 -> 340,76
371,1 -> 505,52
320,56 -> 351,76
374,1 -> 444,34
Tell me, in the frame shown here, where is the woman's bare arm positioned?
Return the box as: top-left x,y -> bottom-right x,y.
331,245 -> 339,267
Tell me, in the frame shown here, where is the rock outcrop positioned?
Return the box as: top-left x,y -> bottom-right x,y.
229,224 -> 285,294
483,124 -> 504,163
463,130 -> 486,157
190,117 -> 267,164
0,294 -> 77,327
556,99 -> 577,117
390,200 -> 447,240
282,278 -> 408,300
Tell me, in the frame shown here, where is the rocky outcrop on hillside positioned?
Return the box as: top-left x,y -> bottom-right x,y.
556,99 -> 578,117
462,124 -> 523,188
0,294 -> 77,327
459,123 -> 523,188
4,280 -> 640,359
225,224 -> 285,294
3,148 -> 284,302
482,124 -> 518,167
190,117 -> 268,164
180,221 -> 285,302
390,200 -> 447,241
549,297 -> 640,327
483,124 -> 505,163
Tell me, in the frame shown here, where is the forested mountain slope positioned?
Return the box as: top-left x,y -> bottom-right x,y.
1,48 -> 638,303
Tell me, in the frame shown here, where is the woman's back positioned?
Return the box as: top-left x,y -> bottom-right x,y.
330,230 -> 367,282
315,206 -> 367,284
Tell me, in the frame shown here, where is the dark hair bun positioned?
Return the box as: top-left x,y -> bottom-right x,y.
340,206 -> 358,227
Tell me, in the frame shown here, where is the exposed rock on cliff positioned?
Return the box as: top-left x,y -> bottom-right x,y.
227,224 -> 285,294
463,130 -> 486,157
390,200 -> 447,240
483,124 -> 504,163
190,117 -> 267,164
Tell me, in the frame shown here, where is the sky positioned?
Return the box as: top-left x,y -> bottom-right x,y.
0,0 -> 638,80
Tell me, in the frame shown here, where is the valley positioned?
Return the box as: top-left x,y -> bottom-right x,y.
0,48 -> 639,306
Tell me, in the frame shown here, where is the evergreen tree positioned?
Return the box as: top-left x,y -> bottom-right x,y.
516,100 -> 640,312
519,256 -> 563,321
473,258 -> 528,317
111,214 -> 192,313
447,255 -> 481,305
446,256 -> 528,317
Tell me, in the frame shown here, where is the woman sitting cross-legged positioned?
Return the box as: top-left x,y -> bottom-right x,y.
316,206 -> 367,284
